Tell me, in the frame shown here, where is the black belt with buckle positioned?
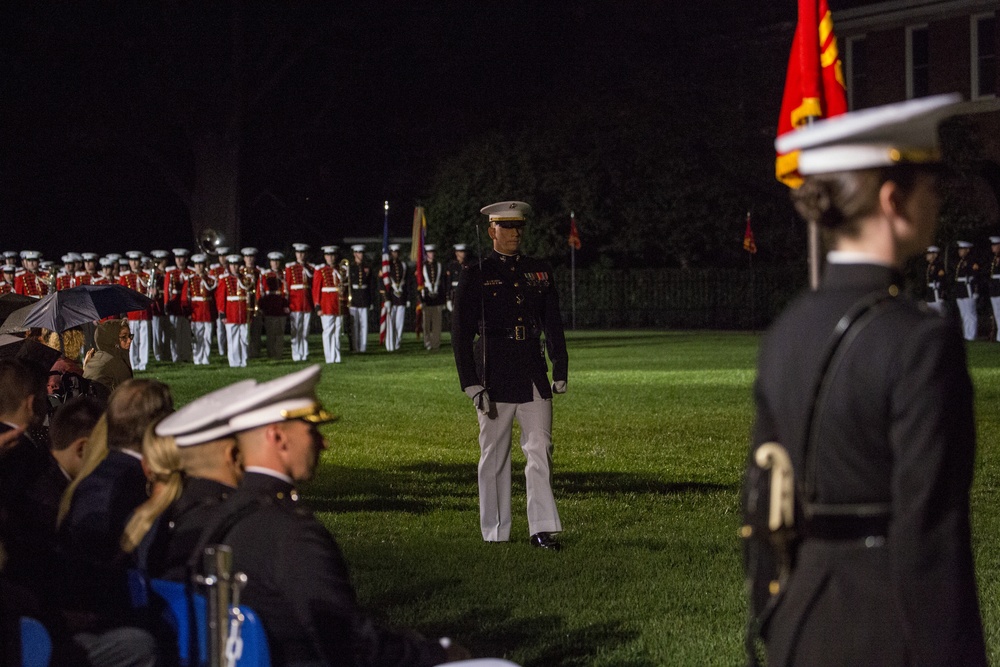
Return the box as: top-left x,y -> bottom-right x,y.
803,514 -> 889,540
483,326 -> 540,340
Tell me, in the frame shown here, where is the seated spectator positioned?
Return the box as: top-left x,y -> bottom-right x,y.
121,402 -> 244,580
2,396 -> 103,598
188,366 -> 470,666
83,319 -> 133,394
56,379 -> 173,667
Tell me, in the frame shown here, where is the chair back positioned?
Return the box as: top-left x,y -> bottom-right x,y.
150,578 -> 208,667
19,617 -> 52,667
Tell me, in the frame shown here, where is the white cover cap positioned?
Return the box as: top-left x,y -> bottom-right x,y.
292,243 -> 310,253
776,94 -> 1000,176
480,201 -> 531,222
351,244 -> 365,252
156,380 -> 259,446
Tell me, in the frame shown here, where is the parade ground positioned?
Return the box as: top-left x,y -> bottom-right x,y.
148,330 -> 1000,666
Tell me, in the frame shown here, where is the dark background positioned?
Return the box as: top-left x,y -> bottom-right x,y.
5,1 -> 944,270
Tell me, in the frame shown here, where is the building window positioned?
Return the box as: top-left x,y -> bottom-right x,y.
907,25 -> 929,99
846,35 -> 868,110
973,13 -> 996,99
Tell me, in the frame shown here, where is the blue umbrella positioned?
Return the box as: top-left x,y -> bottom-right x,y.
22,284 -> 153,332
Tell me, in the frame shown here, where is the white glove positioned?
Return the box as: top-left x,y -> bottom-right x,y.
464,385 -> 490,413
406,301 -> 411,308
446,299 -> 453,311
552,380 -> 567,394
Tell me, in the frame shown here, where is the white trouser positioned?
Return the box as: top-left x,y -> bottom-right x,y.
191,321 -> 213,365
152,315 -> 167,361
248,313 -> 263,358
423,304 -> 443,350
216,314 -> 227,355
386,305 -> 405,351
476,386 -> 561,541
991,295 -> 1000,342
956,296 -> 978,341
350,306 -> 368,352
926,300 -> 945,315
169,315 -> 193,362
289,311 -> 311,361
264,316 -> 286,359
320,315 -> 342,363
226,323 -> 248,368
129,320 -> 150,372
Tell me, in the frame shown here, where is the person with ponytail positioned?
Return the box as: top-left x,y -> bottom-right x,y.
744,95 -> 994,666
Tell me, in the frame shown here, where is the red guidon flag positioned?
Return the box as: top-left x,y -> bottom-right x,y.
775,0 -> 848,188
568,212 -> 582,250
743,212 -> 757,254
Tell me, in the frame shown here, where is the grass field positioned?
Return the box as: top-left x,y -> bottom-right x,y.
144,330 -> 1000,666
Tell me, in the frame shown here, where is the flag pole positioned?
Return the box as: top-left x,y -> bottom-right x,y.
570,211 -> 577,330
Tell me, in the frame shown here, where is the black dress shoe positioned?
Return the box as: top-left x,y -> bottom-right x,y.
529,532 -> 561,551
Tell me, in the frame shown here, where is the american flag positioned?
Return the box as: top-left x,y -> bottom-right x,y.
378,201 -> 391,345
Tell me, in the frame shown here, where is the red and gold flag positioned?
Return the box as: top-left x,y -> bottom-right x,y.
775,0 -> 848,188
411,207 -> 426,336
568,212 -> 581,250
743,212 -> 757,254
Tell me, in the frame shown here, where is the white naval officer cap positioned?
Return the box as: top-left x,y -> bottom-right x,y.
292,243 -> 310,253
126,251 -> 143,260
21,251 -> 41,260
156,379 -> 260,446
453,243 -> 466,251
2,265 -> 15,273
425,244 -> 437,252
227,365 -> 337,434
225,254 -> 242,263
775,93 -> 1000,176
2,251 -> 17,259
118,258 -> 129,267
480,201 -> 531,226
990,236 -> 1000,244
150,250 -> 169,259
81,253 -> 98,261
99,258 -> 114,268
241,247 -> 258,256
926,245 -> 941,253
191,254 -> 207,264
322,245 -> 339,255
388,243 -> 401,252
215,246 -> 231,256
61,255 -> 73,264
106,253 -> 122,261
67,253 -> 83,262
351,244 -> 365,252
40,261 -> 55,269
957,240 -> 974,248
267,251 -> 285,261
172,248 -> 190,257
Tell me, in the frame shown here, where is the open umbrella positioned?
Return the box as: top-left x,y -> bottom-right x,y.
22,284 -> 153,333
0,303 -> 37,335
0,293 -> 35,322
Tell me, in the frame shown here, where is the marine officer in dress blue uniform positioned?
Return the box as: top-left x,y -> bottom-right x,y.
746,94 -> 991,667
451,201 -> 567,551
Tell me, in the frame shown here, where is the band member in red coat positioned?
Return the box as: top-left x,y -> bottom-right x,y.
182,254 -> 218,366
313,246 -> 344,363
164,248 -> 194,363
0,266 -> 14,295
14,251 -> 49,299
216,254 -> 250,368
260,252 -> 289,360
148,249 -> 170,362
119,251 -> 152,371
285,243 -> 313,362
211,247 -> 231,357
240,247 -> 263,358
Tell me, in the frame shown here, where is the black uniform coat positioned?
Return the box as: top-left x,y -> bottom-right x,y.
452,251 -> 568,404
144,476 -> 235,582
56,449 -> 147,624
347,262 -> 377,309
751,263 -> 986,666
192,472 -> 447,667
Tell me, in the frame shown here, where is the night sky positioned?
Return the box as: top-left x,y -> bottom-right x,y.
1,1 -> 799,259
